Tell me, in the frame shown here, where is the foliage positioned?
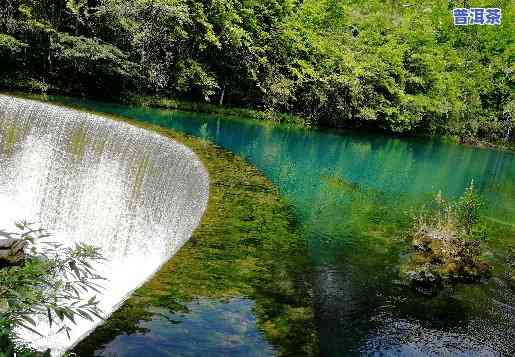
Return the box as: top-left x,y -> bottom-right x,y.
456,180 -> 483,234
0,221 -> 105,351
0,34 -> 26,53
0,1 -> 513,142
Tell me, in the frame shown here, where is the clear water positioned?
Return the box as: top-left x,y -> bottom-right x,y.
95,298 -> 276,357
43,99 -> 515,355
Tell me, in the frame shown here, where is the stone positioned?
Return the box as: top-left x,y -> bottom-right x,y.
402,228 -> 491,294
402,264 -> 443,296
0,238 -> 27,266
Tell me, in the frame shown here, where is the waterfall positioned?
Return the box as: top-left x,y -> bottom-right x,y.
0,95 -> 209,355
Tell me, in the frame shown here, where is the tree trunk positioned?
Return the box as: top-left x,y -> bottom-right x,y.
219,85 -> 225,106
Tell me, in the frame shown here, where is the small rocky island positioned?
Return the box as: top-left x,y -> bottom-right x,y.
401,183 -> 492,295
402,227 -> 491,294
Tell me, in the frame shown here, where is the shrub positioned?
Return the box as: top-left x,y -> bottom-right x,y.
456,180 -> 482,234
0,221 -> 105,352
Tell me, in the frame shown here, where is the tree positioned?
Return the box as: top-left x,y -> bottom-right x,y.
0,0 -> 512,143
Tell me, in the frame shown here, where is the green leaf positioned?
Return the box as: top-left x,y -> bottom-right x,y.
18,322 -> 43,337
19,314 -> 37,326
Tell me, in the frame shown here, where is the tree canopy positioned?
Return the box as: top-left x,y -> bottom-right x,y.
0,0 -> 513,142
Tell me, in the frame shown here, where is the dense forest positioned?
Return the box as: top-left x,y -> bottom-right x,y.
0,0 -> 513,143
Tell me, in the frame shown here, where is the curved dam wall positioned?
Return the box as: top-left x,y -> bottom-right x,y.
0,95 -> 209,354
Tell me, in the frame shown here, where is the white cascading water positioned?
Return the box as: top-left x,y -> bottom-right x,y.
0,95 -> 209,355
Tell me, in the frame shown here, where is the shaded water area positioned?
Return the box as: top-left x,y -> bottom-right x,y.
0,96 -> 209,354
17,97 -> 515,355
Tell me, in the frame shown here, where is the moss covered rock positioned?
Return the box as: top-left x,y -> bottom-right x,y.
0,238 -> 26,267
402,228 -> 491,294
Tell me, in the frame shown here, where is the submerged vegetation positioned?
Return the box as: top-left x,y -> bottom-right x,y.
0,1 -> 513,145
402,182 -> 492,294
0,222 -> 104,355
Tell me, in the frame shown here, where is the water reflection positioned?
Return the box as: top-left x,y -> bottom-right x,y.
86,298 -> 276,357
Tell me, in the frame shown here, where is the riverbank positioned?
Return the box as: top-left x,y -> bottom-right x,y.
128,96 -> 307,127
70,92 -> 515,154
140,97 -> 515,154
12,95 -> 317,356
3,91 -> 514,153
152,99 -> 515,153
